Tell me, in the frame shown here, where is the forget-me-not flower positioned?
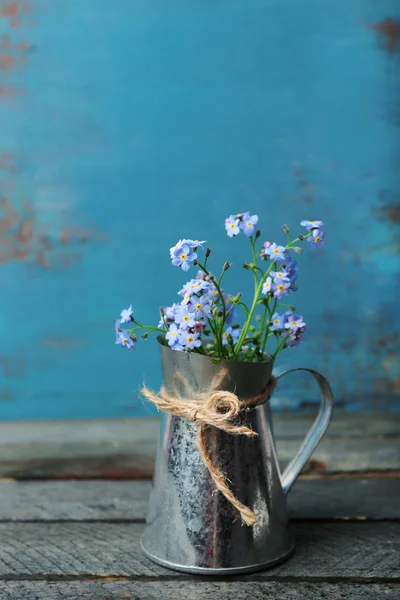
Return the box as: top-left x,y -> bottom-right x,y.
284,314 -> 306,331
171,243 -> 197,272
264,243 -> 286,262
175,305 -> 196,329
115,330 -> 135,351
273,280 -> 290,299
300,220 -> 324,231
166,323 -> 184,351
225,215 -> 240,237
120,304 -> 133,324
222,326 -> 241,346
270,313 -> 284,332
240,213 -> 259,237
262,276 -> 272,295
308,228 -> 326,249
182,331 -> 202,350
192,295 -> 211,319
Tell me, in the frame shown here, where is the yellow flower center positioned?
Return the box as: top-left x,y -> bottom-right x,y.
183,316 -> 189,322
180,253 -> 187,260
195,304 -> 202,310
292,321 -> 297,327
315,236 -> 321,243
247,221 -> 252,227
278,285 -> 284,291
187,336 -> 193,343
274,320 -> 279,325
230,223 -> 235,229
273,249 -> 279,254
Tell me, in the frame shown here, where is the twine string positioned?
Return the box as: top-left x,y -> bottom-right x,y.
141,369 -> 276,526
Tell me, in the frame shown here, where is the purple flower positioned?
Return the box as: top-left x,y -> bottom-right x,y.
308,228 -> 326,249
271,270 -> 290,283
175,305 -> 196,329
182,330 -> 202,350
301,220 -> 324,231
171,243 -> 197,272
264,243 -> 286,262
270,313 -> 284,332
115,330 -> 135,351
284,314 -> 306,332
262,276 -> 272,295
194,321 -> 206,333
225,215 -> 240,237
272,280 -> 290,299
120,304 -> 133,324
191,295 -> 211,319
166,323 -> 184,351
222,326 -> 241,346
240,213 -> 259,237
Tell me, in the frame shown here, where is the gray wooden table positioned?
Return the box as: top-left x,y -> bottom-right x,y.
0,414 -> 399,599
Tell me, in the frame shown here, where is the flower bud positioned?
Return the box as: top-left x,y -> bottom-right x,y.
131,334 -> 138,342
243,262 -> 251,270
255,229 -> 261,239
282,224 -> 290,234
298,235 -> 304,241
223,260 -> 231,271
193,259 -> 198,266
209,274 -> 216,281
232,292 -> 242,303
205,247 -> 212,257
141,332 -> 148,340
292,246 -> 302,254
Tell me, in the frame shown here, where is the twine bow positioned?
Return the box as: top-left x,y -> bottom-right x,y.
141,369 -> 276,526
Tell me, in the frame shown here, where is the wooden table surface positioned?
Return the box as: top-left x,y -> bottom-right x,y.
0,414 -> 399,599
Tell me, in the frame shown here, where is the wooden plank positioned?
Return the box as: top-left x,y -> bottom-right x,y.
0,414 -> 398,445
0,415 -> 398,479
0,581 -> 397,600
0,522 -> 397,578
0,477 -> 399,521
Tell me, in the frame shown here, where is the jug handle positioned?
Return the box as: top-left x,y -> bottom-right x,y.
274,367 -> 334,495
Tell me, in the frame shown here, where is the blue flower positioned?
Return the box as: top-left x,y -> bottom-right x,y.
270,313 -> 284,332
222,326 -> 241,346
183,239 -> 206,249
182,330 -> 202,350
191,295 -> 211,319
300,220 -> 324,231
225,215 -> 240,237
271,270 -> 290,283
175,305 -> 196,329
115,330 -> 135,351
307,228 -> 326,249
240,213 -> 259,237
262,276 -> 272,295
264,243 -> 286,262
163,303 -> 180,321
272,280 -> 290,299
166,323 -> 184,351
171,243 -> 197,272
120,304 -> 133,324
179,278 -> 205,297
284,313 -> 306,331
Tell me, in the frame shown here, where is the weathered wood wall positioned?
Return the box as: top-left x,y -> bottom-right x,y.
0,0 -> 399,419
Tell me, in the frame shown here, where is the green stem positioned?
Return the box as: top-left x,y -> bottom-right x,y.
272,332 -> 291,359
261,298 -> 276,355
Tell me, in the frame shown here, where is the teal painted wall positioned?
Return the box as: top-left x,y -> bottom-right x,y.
0,0 -> 399,419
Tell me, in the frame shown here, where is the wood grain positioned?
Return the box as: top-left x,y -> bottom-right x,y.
0,415 -> 398,479
0,477 -> 398,521
0,581 -> 397,600
0,522 -> 397,578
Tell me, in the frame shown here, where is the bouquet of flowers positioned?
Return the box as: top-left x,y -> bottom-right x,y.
115,214 -> 325,363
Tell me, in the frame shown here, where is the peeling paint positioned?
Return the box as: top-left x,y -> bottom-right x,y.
369,17 -> 400,53
0,183 -> 102,270
0,1 -> 30,29
372,190 -> 400,226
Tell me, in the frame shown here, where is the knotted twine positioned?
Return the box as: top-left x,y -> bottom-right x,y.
141,369 -> 276,526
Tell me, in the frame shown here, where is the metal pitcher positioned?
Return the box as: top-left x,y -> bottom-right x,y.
141,340 -> 333,575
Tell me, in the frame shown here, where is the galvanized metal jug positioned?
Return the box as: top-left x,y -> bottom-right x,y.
141,341 -> 333,575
